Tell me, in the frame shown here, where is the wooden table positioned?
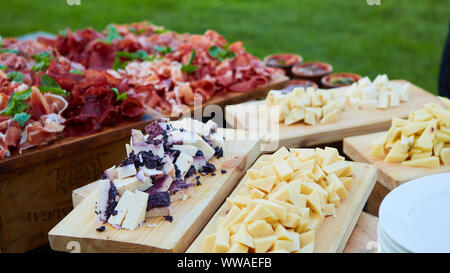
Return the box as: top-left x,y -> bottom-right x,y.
71,182 -> 379,253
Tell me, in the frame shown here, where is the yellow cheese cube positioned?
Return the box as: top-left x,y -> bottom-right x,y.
401,156 -> 440,168
260,165 -> 277,178
340,177 -> 353,190
214,228 -> 230,253
424,103 -> 450,125
415,120 -> 437,151
308,213 -> 323,231
274,224 -> 292,241
271,146 -> 290,161
273,240 -> 293,252
288,231 -> 300,252
289,192 -> 307,208
227,195 -> 251,209
440,148 -> 450,165
391,117 -> 408,127
250,188 -> 266,199
248,199 -> 287,221
307,190 -> 323,218
272,161 -> 293,181
235,224 -> 255,248
296,219 -> 311,234
247,220 -> 274,238
297,159 -> 316,172
243,204 -> 276,223
230,223 -> 242,234
299,230 -> 315,246
268,187 -> 290,202
437,130 -> 450,142
328,191 -> 340,207
322,161 -> 352,177
320,109 -> 339,124
401,122 -> 428,136
228,243 -> 249,253
202,233 -> 216,253
254,235 -> 276,253
369,142 -> 385,158
246,176 -> 276,193
281,212 -> 301,228
222,205 -> 242,229
326,174 -> 348,199
323,203 -> 336,216
284,107 -> 305,126
291,148 -> 317,161
384,142 -> 409,163
247,169 -> 260,180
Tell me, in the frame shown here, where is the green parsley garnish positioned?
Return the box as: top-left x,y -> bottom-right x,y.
39,75 -> 69,96
0,88 -> 32,117
7,72 -> 23,83
153,46 -> 173,55
32,51 -> 54,72
111,87 -> 127,101
181,49 -> 198,74
12,112 -> 30,127
208,46 -> 236,62
58,29 -> 67,37
102,24 -> 122,44
70,69 -> 83,75
0,48 -> 20,55
0,64 -> 7,71
113,50 -> 156,70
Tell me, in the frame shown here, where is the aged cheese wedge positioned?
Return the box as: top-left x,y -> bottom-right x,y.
214,227 -> 230,253
221,205 -> 242,229
247,220 -> 274,238
243,204 -> 276,223
235,225 -> 255,248
202,233 -> 216,253
401,157 -> 440,168
246,176 -> 276,193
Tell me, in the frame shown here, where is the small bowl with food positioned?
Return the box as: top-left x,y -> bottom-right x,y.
264,53 -> 303,77
321,72 -> 362,89
291,61 -> 333,86
282,79 -> 319,92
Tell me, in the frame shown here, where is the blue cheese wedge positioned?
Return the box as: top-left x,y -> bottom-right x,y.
108,190 -> 135,229
122,191 -> 149,230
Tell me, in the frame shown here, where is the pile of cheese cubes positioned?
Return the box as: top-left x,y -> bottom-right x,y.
266,87 -> 343,126
202,146 -> 353,253
345,74 -> 410,110
369,100 -> 450,168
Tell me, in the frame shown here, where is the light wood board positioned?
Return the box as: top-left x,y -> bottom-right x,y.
343,131 -> 450,191
225,80 -> 440,152
72,183 -> 380,253
343,212 -> 378,253
187,155 -> 378,253
48,129 -> 262,253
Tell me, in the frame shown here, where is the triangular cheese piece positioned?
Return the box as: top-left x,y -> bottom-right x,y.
255,235 -> 276,253
246,176 -> 276,193
243,204 -> 276,223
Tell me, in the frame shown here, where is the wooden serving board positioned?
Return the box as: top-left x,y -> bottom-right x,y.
72,185 -> 380,253
225,80 -> 440,152
343,131 -> 450,191
187,155 -> 378,253
48,129 -> 262,253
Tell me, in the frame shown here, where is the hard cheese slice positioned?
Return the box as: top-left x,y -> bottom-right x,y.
122,191 -> 149,231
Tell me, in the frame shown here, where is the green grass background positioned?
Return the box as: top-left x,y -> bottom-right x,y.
1,0 -> 449,94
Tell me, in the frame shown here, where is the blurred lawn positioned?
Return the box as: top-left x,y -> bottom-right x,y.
1,0 -> 449,94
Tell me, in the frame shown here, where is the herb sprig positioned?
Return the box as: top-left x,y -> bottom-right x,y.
39,75 -> 69,96
111,87 -> 127,101
32,51 -> 54,72
102,24 -> 122,44
181,49 -> 198,74
113,50 -> 156,70
208,46 -> 236,62
0,88 -> 32,119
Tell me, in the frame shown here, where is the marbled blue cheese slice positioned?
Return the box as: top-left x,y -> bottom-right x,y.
122,191 -> 149,230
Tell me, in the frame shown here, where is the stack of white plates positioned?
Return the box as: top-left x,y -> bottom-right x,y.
378,173 -> 450,253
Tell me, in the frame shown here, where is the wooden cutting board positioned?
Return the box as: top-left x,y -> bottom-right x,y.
343,131 -> 450,191
72,185 -> 380,253
48,129 -> 262,253
187,155 -> 378,253
225,80 -> 440,151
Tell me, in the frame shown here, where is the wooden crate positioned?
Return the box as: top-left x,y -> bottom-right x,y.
0,119 -> 151,252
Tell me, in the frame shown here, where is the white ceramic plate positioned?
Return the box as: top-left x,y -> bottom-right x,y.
379,172 -> 450,253
377,222 -> 411,253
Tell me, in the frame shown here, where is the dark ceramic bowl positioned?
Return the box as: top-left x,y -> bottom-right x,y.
264,53 -> 303,77
291,61 -> 333,86
321,72 -> 362,89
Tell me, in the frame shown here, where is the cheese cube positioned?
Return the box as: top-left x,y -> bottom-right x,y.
228,243 -> 249,253
273,240 -> 292,252
246,176 -> 276,193
274,224 -> 292,241
299,242 -> 315,253
247,220 -> 274,238
122,191 -> 149,231
247,169 -> 260,180
255,235 -> 276,253
322,161 -> 351,177
235,224 -> 255,248
299,230 -> 315,246
214,228 -> 230,253
268,187 -> 290,202
222,205 -> 242,229
272,161 -> 293,181
323,203 -> 336,216
440,148 -> 450,165
243,204 -> 276,223
271,146 -> 290,161
284,107 -> 305,126
202,233 -> 216,253
281,212 -> 301,228
247,200 -> 287,221
326,174 -> 348,199
250,188 -> 266,199
401,157 -> 440,168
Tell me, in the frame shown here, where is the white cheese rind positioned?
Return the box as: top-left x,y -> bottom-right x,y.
107,190 -> 136,228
